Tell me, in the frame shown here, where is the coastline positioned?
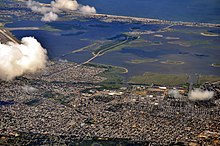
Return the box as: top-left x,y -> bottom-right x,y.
67,12 -> 220,28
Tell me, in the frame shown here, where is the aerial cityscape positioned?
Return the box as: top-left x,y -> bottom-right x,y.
0,0 -> 220,145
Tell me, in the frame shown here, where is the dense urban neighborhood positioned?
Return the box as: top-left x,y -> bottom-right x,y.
1,61 -> 220,145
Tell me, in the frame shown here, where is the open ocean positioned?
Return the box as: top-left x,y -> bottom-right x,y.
38,0 -> 220,23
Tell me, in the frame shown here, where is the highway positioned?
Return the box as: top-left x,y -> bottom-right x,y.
82,36 -> 138,65
45,35 -> 136,77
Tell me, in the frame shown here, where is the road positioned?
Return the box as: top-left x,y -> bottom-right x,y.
81,41 -> 127,65
82,36 -> 138,65
46,36 -> 135,77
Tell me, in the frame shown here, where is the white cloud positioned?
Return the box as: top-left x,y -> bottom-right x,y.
41,12 -> 58,22
79,5 -> 96,14
189,89 -> 214,101
0,37 -> 47,81
27,0 -> 97,22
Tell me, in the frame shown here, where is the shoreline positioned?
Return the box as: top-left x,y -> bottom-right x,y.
16,0 -> 220,27
68,12 -> 220,28
201,32 -> 219,37
211,64 -> 220,67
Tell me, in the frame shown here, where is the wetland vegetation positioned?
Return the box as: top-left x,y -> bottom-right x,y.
129,72 -> 188,86
85,63 -> 127,89
160,60 -> 185,65
127,58 -> 159,64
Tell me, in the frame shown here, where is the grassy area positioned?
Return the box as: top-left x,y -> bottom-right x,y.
129,72 -> 188,86
124,37 -> 163,47
92,35 -> 138,55
0,22 -> 4,27
92,35 -> 163,56
86,63 -> 126,89
126,58 -> 158,64
168,40 -> 210,47
41,25 -> 61,32
93,40 -> 125,54
168,28 -> 204,35
211,63 -> 220,67
198,75 -> 220,84
201,32 -> 219,37
161,60 -> 184,65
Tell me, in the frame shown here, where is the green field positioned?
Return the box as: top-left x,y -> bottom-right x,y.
201,32 -> 219,37
161,60 -> 184,65
92,35 -> 138,55
129,72 -> 188,86
168,40 -> 210,47
211,63 -> 220,67
85,63 -> 127,89
198,75 -> 220,84
41,25 -> 61,32
0,22 -> 4,27
126,58 -> 158,64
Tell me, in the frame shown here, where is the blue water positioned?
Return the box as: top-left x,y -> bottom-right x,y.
5,17 -> 220,77
0,101 -> 15,106
119,47 -> 179,58
82,0 -> 220,23
36,0 -> 220,24
7,19 -> 151,59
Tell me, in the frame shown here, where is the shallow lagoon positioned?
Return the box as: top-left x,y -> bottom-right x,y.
6,19 -> 220,77
93,23 -> 218,77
